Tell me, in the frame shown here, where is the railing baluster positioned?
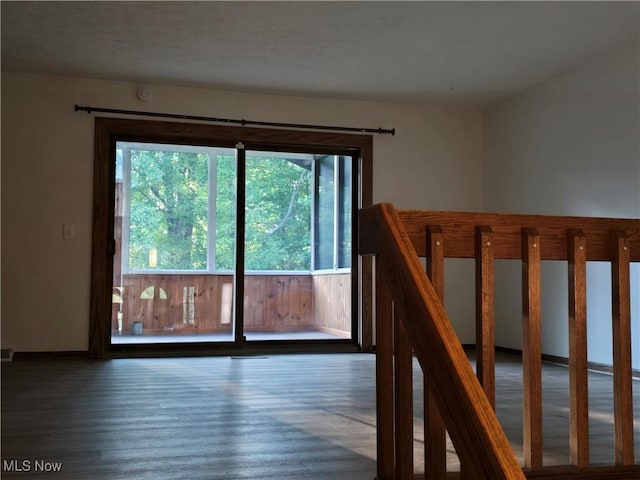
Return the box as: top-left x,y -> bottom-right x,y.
425,226 -> 447,480
426,226 -> 445,299
568,229 -> 589,467
395,312 -> 414,479
475,226 -> 496,408
611,231 -> 634,466
522,228 -> 543,469
376,257 -> 395,480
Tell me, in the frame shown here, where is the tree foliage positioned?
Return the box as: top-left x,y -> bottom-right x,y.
129,150 -> 208,270
127,149 -> 312,271
244,156 -> 311,270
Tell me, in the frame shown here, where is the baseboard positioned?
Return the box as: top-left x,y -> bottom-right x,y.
370,344 -> 477,355
493,345 -> 523,358
493,345 -> 640,380
11,351 -> 90,360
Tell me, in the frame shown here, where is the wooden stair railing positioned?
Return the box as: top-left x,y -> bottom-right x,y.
360,204 -> 526,480
359,203 -> 640,480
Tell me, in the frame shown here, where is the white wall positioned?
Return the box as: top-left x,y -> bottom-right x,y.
1,72 -> 483,351
484,43 -> 640,368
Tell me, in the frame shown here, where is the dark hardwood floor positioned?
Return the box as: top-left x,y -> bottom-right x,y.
2,354 -> 377,479
1,353 -> 638,479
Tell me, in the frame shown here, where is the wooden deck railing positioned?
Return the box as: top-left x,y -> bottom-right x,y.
112,272 -> 351,336
359,203 -> 640,480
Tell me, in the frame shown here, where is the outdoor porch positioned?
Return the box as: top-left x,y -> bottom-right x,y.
111,272 -> 352,341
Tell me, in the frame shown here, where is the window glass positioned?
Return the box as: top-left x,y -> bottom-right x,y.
315,156 -> 336,270
128,148 -> 209,270
338,156 -> 352,268
245,153 -> 312,271
214,154 -> 237,271
118,142 -> 350,274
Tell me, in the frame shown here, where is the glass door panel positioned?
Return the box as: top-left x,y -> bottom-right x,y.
312,155 -> 354,340
110,142 -> 355,346
243,150 -> 353,341
111,142 -> 238,345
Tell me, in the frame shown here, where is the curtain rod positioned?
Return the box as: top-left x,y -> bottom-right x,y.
74,104 -> 395,136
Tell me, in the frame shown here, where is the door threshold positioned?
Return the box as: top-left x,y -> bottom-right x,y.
109,340 -> 361,359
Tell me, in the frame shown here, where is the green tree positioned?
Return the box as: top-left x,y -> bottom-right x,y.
127,148 -> 312,272
214,154 -> 237,270
244,156 -> 311,270
129,149 -> 208,270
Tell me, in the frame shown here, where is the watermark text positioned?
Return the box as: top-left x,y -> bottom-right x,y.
3,459 -> 63,473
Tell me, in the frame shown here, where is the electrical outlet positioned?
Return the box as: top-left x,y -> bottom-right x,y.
63,224 -> 75,240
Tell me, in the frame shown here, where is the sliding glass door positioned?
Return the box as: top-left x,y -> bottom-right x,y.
111,142 -> 238,344
243,150 -> 353,341
110,142 -> 354,346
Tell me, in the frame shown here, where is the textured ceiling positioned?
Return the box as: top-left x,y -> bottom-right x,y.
2,1 -> 638,106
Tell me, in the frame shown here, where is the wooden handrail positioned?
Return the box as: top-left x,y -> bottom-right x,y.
360,203 -> 640,479
394,209 -> 640,261
361,204 -> 525,479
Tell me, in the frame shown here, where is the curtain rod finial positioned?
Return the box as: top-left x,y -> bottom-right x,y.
75,104 -> 92,114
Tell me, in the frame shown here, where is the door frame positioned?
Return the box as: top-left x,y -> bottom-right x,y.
88,117 -> 373,358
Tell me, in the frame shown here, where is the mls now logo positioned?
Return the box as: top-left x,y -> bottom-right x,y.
3,459 -> 63,473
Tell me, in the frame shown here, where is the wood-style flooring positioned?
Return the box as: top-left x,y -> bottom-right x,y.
1,353 -> 638,479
